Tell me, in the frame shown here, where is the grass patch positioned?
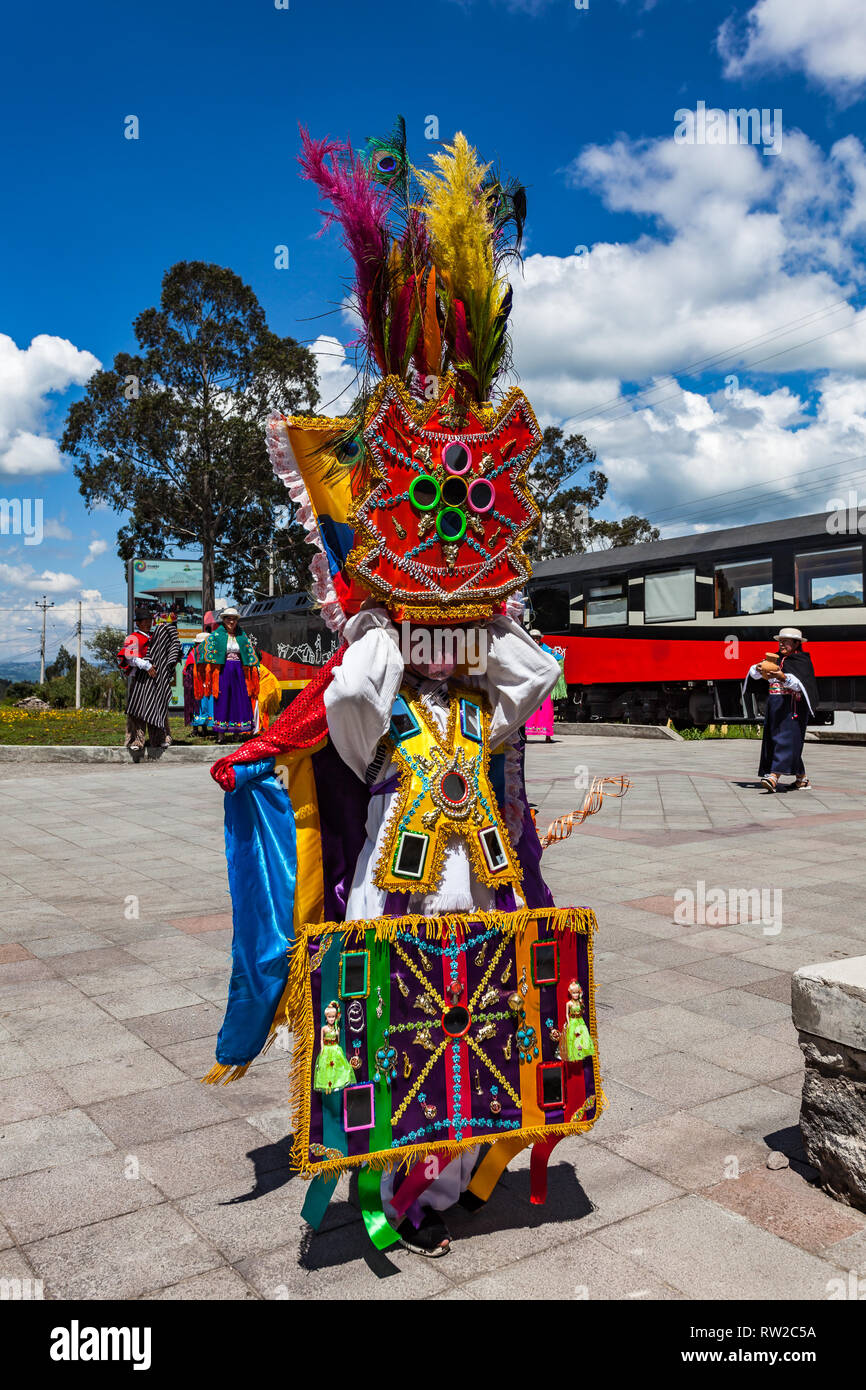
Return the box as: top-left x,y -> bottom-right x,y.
678,723 -> 762,740
0,708 -> 201,747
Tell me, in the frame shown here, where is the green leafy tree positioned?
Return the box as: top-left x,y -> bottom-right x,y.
45,645 -> 75,681
592,514 -> 661,549
527,426 -> 658,559
86,625 -> 127,669
62,262 -> 320,610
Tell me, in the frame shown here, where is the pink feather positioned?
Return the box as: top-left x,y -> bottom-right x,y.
298,129 -> 391,355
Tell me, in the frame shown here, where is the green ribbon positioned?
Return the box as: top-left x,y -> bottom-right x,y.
301,935 -> 346,1231
359,931 -> 400,1250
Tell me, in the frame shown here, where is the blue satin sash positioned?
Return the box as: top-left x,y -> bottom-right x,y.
216,758 -> 296,1067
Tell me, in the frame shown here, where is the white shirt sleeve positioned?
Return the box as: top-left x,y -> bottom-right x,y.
746,663 -> 763,681
323,610 -> 405,780
131,656 -> 152,670
475,616 -> 561,747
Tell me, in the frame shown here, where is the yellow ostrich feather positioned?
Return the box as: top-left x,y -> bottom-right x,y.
415,133 -> 505,331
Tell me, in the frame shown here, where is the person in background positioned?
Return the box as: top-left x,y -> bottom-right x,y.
524,628 -> 556,742
190,611 -> 217,736
255,661 -> 282,733
744,627 -> 819,793
117,607 -> 181,762
201,608 -> 259,745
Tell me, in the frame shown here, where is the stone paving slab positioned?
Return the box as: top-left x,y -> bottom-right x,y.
0,740 -> 865,1299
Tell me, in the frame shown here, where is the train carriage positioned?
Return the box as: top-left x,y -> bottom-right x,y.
237,594 -> 337,712
527,512 -> 866,727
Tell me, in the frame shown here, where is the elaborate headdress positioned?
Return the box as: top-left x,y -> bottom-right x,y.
267,119 -> 541,627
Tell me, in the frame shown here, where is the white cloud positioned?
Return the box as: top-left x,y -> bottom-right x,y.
82,538 -> 108,567
0,563 -> 82,593
574,374 -> 866,530
506,127 -> 866,530
0,334 -> 100,477
0,585 -> 129,668
311,334 -> 358,415
717,0 -> 866,102
42,518 -> 73,541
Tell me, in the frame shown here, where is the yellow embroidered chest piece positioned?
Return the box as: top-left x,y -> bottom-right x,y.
373,684 -> 522,894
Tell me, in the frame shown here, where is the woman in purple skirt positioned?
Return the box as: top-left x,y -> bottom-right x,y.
201,608 -> 260,744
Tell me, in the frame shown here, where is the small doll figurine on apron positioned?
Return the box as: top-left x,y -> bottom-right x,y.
313,1000 -> 354,1094
557,980 -> 595,1063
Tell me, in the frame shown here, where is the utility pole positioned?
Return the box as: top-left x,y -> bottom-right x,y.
75,600 -> 82,709
34,595 -> 54,685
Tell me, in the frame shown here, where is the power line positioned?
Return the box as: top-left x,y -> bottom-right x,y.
648,450 -> 866,525
560,297 -> 855,430
580,316 -> 860,441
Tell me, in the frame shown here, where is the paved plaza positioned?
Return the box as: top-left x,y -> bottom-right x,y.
1,735 -> 865,1300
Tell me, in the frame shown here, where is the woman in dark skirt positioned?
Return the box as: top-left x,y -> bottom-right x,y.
744,627 -> 819,792
201,608 -> 260,744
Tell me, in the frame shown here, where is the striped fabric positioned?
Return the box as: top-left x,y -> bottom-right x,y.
125,622 -> 181,726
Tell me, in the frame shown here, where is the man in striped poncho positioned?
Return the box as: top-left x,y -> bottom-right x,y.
118,608 -> 181,762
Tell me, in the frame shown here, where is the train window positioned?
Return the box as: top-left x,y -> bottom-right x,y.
714,558 -> 773,617
795,548 -> 863,609
585,580 -> 627,627
530,585 -> 571,633
644,568 -> 696,623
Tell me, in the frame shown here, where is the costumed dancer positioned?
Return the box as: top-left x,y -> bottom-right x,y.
744,627 -> 818,793
322,603 -> 559,1249
201,608 -> 259,744
256,661 -> 282,733
202,120 -> 627,1260
525,629 -> 557,741
117,606 -> 181,762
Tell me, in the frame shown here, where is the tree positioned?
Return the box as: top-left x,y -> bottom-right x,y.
45,645 -> 75,681
87,625 -> 127,669
62,262 -> 320,611
592,514 -> 661,549
526,426 -> 658,559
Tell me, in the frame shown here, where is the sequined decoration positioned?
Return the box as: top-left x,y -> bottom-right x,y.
515,1024 -> 538,1065
414,991 -> 437,1017
376,985 -> 384,1020
413,1025 -> 436,1051
374,1045 -> 397,1084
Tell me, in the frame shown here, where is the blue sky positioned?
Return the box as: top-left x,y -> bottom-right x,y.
2,0 -> 865,662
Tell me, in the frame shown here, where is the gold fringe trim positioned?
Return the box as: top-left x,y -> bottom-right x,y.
295,904 -> 597,949
292,1110 -> 606,1182
287,918 -> 316,1148
200,1061 -> 252,1085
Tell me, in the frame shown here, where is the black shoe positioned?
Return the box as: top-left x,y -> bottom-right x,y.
397,1212 -> 451,1257
457,1190 -> 486,1214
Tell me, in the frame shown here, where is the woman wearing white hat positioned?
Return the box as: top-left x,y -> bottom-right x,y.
744,628 -> 819,793
200,608 -> 260,744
